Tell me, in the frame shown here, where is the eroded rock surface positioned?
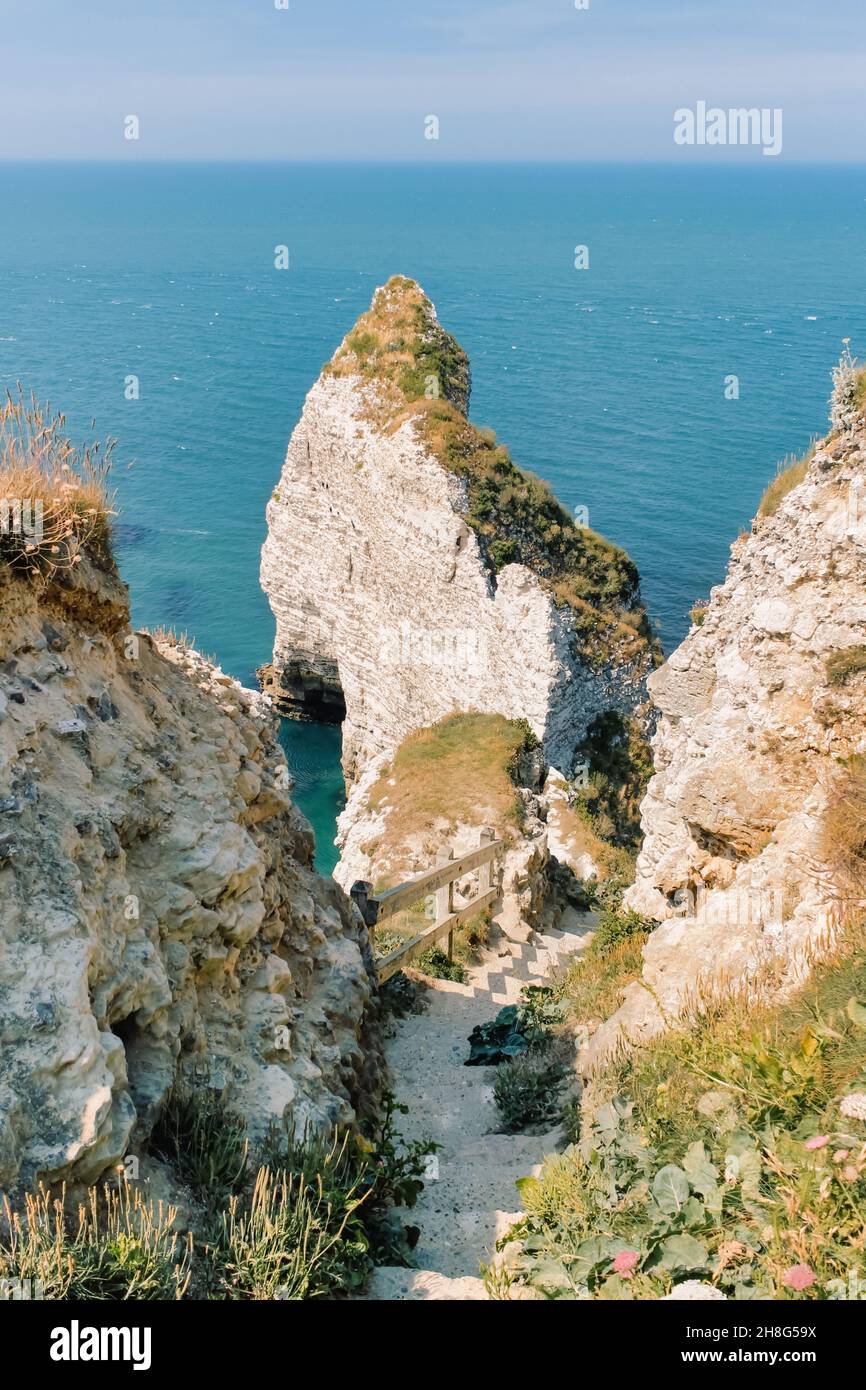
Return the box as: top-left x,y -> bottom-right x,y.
586,371 -> 866,1067
0,557 -> 379,1189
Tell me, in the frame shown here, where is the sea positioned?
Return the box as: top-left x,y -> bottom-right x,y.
1,162 -> 864,872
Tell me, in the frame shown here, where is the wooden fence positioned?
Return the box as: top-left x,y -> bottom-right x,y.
350,827 -> 505,983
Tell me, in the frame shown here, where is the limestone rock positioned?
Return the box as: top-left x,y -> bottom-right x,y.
586,365 -> 866,1069
0,558 -> 380,1190
260,278 -> 655,787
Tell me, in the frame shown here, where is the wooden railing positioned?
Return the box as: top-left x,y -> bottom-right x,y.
350,827 -> 505,983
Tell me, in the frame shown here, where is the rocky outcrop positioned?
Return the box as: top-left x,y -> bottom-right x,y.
261,277 -> 657,788
585,361 -> 866,1067
0,555 -> 379,1190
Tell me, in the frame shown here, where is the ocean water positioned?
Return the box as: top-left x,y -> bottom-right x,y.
1,162 -> 864,870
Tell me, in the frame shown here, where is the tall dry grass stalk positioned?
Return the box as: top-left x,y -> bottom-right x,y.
0,387 -> 115,575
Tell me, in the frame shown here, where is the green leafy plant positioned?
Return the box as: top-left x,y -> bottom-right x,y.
503,919 -> 866,1301
494,1050 -> 570,1131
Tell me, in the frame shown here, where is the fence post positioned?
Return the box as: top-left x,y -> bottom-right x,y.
478,826 -> 495,894
350,880 -> 380,928
435,848 -> 456,962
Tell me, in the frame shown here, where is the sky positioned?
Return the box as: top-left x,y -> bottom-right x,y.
1,0 -> 865,161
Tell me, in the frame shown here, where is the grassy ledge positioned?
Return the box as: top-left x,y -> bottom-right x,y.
757,444 -> 816,520
326,277 -> 659,672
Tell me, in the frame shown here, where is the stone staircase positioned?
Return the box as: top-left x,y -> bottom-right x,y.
365,909 -> 595,1300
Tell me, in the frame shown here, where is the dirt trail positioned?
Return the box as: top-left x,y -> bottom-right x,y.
366,911 -> 594,1300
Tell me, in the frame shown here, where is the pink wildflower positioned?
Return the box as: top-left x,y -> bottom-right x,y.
783,1264 -> 815,1292
612,1249 -> 640,1277
804,1135 -> 830,1151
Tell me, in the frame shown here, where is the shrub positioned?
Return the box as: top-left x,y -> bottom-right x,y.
825,646 -> 866,687
213,1158 -> 368,1300
150,1079 -> 249,1203
494,1050 -> 570,1132
0,1182 -> 192,1300
417,945 -> 465,982
259,1093 -> 436,1274
466,986 -> 565,1066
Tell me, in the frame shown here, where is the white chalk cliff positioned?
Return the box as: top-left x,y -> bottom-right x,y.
261,277 -> 657,791
0,553 -> 378,1189
586,357 -> 866,1065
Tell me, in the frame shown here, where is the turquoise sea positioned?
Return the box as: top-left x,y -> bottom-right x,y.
1,163 -> 864,871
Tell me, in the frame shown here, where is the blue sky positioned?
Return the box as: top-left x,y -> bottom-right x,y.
2,0 -> 865,160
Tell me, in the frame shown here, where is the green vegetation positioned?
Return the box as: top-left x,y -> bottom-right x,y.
825,646 -> 866,687
151,1080 -> 249,1203
570,712 -> 654,848
466,987 -> 565,1067
558,897 -> 654,1032
0,1183 -> 192,1300
690,600 -> 709,628
1,1092 -> 436,1301
757,445 -> 816,519
0,389 -> 114,574
498,919 -> 866,1301
494,1049 -> 570,1132
327,277 -> 658,671
324,275 -> 469,411
465,986 -> 572,1132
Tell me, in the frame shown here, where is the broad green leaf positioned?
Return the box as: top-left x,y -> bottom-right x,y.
682,1141 -> 719,1197
569,1236 -> 628,1283
846,997 -> 866,1030
655,1233 -> 709,1273
529,1259 -> 573,1293
652,1164 -> 691,1215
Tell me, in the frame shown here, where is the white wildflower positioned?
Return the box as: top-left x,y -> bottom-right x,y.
839,1092 -> 866,1122
663,1281 -> 727,1301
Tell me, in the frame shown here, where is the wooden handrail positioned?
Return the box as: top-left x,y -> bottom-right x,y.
350,827 -> 505,981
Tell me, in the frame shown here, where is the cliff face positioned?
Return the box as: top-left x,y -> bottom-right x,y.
0,556 -> 379,1190
261,277 -> 657,788
587,364 -> 866,1066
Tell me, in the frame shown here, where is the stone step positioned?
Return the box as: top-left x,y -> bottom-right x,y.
364,1267 -> 488,1301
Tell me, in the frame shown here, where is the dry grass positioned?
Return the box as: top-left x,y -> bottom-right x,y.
367,712 -> 532,876
821,755 -> 866,899
757,445 -> 816,519
0,388 -> 114,574
559,931 -> 649,1028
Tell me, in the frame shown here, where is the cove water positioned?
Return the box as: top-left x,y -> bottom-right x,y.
1,162 -> 864,871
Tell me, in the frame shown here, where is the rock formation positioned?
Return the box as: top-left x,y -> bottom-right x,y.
0,550 -> 379,1190
261,277 -> 658,790
585,359 -> 866,1066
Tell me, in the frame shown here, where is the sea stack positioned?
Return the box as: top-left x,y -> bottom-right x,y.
260,276 -> 659,787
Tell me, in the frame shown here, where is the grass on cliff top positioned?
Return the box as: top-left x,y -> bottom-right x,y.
504,915 -> 866,1302
757,443 -> 816,519
323,275 -> 470,412
367,712 -> 536,877
0,389 -> 115,574
325,277 -> 658,671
